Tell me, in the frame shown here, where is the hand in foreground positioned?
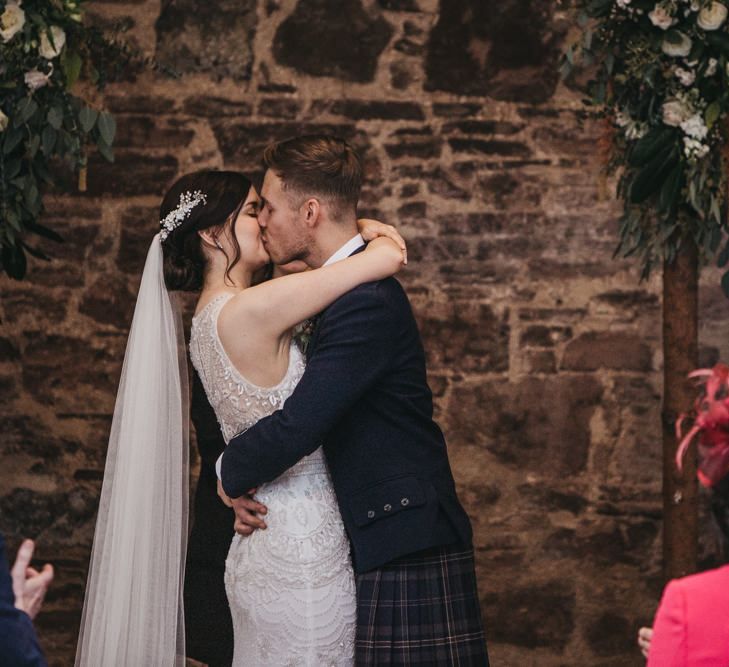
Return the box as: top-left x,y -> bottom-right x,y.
11,539 -> 54,620
357,218 -> 407,264
231,491 -> 268,536
637,626 -> 652,659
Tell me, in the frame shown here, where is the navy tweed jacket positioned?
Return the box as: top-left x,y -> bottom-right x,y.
221,271 -> 473,573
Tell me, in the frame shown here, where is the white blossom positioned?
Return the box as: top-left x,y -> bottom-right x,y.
661,31 -> 692,56
697,1 -> 728,29
662,99 -> 694,126
0,109 -> 8,132
683,136 -> 710,160
706,58 -> 719,76
24,68 -> 51,91
675,67 -> 696,85
681,113 -> 709,140
649,4 -> 677,29
616,0 -> 631,7
0,1 -> 25,43
39,26 -> 66,60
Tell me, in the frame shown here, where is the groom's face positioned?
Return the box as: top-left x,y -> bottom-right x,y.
259,169 -> 311,265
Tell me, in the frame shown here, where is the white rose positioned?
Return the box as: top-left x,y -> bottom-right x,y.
675,67 -> 696,85
0,1 -> 25,43
697,1 -> 728,29
681,113 -> 709,139
0,110 -> 8,132
39,26 -> 66,59
24,68 -> 51,91
661,31 -> 692,57
649,4 -> 676,29
662,99 -> 693,126
617,0 -> 631,7
706,58 -> 719,76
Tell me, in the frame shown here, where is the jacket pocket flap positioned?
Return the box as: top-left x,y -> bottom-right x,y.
349,476 -> 426,528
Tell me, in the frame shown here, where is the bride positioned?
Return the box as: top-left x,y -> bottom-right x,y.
75,169 -> 406,666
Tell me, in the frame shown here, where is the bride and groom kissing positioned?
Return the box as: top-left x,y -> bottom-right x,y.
76,134 -> 489,666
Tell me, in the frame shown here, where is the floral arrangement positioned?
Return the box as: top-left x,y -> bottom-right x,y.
0,0 -> 136,279
676,363 -> 729,486
562,0 -> 729,295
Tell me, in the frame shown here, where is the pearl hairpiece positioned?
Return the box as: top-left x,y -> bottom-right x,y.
159,190 -> 208,242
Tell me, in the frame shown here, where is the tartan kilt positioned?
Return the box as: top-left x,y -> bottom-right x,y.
355,543 -> 489,666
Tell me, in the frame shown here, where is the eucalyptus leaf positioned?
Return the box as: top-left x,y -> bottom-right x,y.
26,221 -> 63,243
1,243 -> 27,280
78,107 -> 98,133
4,158 -> 21,180
47,106 -> 63,130
658,163 -> 683,214
2,127 -> 24,155
97,142 -> 114,163
629,145 -> 678,203
14,98 -> 38,127
706,102 -> 721,128
20,241 -> 50,262
41,126 -> 56,157
61,50 -> 82,88
97,112 -> 116,145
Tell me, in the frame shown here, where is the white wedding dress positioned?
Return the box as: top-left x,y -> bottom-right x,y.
189,292 -> 356,666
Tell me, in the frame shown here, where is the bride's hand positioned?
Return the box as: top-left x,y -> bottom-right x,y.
357,218 -> 407,264
364,237 -> 407,279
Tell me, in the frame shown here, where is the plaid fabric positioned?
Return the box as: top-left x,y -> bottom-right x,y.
355,543 -> 489,666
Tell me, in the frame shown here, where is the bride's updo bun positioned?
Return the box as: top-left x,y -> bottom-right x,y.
160,170 -> 253,292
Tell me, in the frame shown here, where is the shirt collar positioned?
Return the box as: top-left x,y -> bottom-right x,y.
322,234 -> 365,267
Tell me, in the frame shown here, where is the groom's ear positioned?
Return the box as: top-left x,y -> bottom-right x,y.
301,197 -> 321,228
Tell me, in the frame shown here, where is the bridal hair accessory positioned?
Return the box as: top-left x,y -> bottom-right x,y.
676,363 -> 729,487
159,190 -> 208,242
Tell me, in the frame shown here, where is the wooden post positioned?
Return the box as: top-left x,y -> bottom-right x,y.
662,239 -> 699,580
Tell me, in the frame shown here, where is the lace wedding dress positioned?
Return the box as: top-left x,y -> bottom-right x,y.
190,292 -> 356,666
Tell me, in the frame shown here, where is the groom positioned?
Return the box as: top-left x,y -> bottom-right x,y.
219,134 -> 489,665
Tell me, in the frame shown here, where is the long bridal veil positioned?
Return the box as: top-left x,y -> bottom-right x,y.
76,234 -> 189,666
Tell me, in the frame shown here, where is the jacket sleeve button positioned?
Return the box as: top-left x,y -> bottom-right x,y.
367,510 -> 375,519
383,503 -> 392,512
400,497 -> 410,506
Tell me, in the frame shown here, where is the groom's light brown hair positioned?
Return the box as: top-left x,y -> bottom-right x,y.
262,134 -> 362,218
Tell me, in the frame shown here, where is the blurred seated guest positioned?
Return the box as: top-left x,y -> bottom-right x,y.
0,535 -> 54,666
646,364 -> 729,666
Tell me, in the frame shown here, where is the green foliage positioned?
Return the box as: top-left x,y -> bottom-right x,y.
562,0 -> 729,295
0,0 -> 135,280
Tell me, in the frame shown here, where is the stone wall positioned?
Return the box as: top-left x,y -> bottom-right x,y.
2,1 -> 729,665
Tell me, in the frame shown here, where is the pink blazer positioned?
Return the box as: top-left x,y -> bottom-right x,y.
647,564 -> 729,666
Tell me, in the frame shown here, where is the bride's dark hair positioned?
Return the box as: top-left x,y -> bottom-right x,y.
161,170 -> 253,291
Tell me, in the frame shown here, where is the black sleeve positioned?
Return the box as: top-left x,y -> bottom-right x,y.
221,284 -> 398,497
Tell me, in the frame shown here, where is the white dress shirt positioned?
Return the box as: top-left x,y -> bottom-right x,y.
215,234 -> 366,482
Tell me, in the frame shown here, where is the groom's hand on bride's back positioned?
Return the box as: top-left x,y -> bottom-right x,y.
228,489 -> 268,536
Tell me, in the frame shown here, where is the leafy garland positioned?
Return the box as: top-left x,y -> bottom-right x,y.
562,0 -> 729,294
0,0 -> 137,279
